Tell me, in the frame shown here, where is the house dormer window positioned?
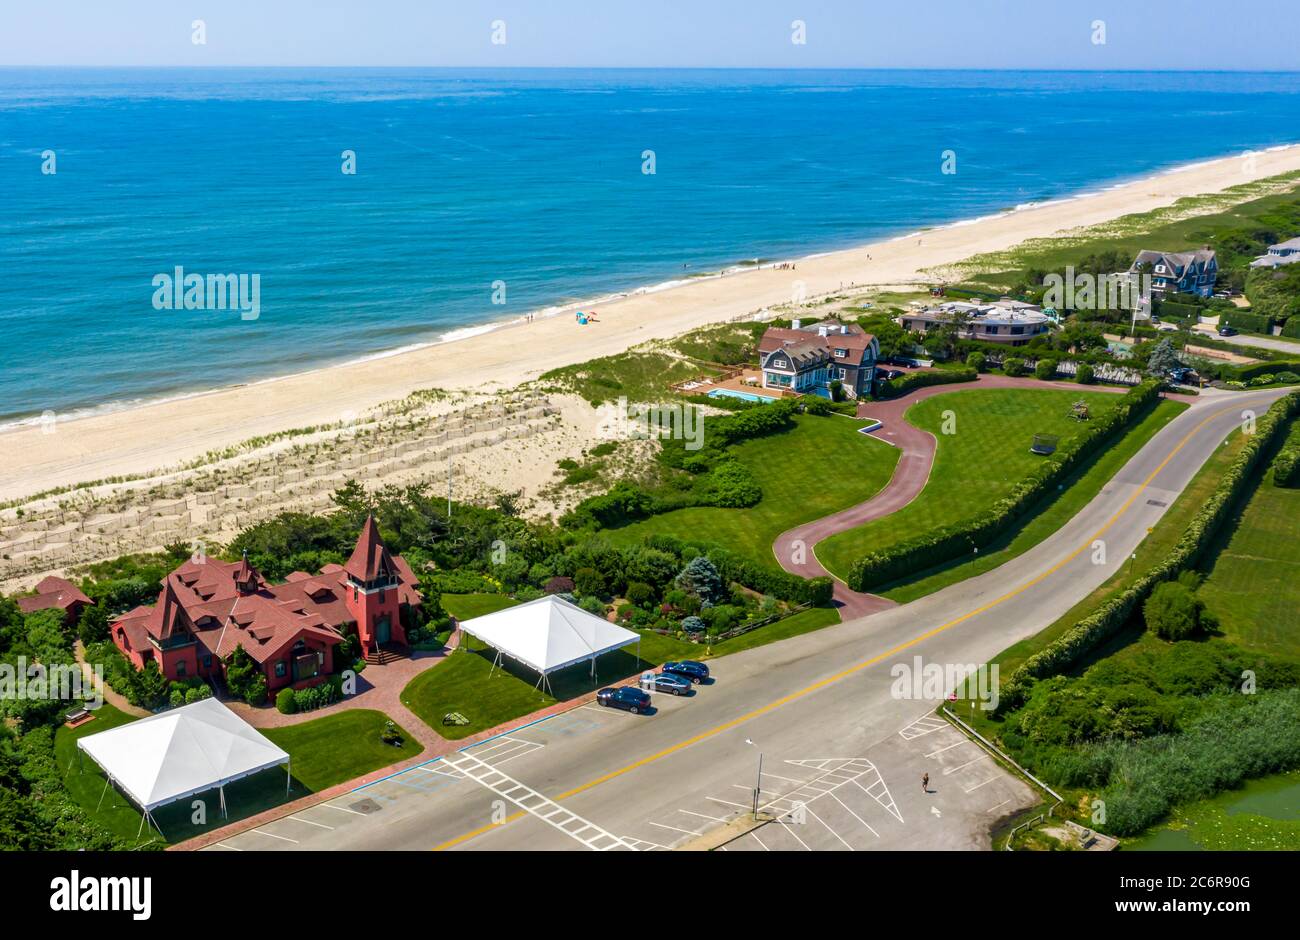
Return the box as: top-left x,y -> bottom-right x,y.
834,348 -> 847,358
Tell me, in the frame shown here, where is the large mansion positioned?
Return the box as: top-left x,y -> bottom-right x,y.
758,319 -> 880,399
1129,248 -> 1218,297
899,300 -> 1053,347
110,516 -> 421,693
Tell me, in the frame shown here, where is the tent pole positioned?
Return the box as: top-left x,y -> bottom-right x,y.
220,785 -> 226,819
151,814 -> 166,842
286,758 -> 291,797
136,811 -> 147,841
95,775 -> 111,811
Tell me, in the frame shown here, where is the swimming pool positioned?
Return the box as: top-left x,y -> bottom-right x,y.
706,387 -> 777,404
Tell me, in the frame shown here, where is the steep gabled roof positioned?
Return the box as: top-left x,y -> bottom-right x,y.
343,514 -> 396,584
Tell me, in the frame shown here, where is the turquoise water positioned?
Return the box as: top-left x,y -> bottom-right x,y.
707,388 -> 775,403
4,68 -> 1300,425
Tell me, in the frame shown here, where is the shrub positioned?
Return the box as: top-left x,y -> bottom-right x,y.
276,687 -> 297,714
681,615 -> 706,635
625,581 -> 656,607
574,567 -> 607,597
1143,581 -> 1206,641
544,576 -> 575,595
1034,358 -> 1059,381
1075,362 -> 1095,385
1003,357 -> 1026,377
1273,422 -> 1300,487
697,460 -> 762,509
966,352 -> 986,373
675,556 -> 725,605
878,366 -> 977,399
802,396 -> 833,416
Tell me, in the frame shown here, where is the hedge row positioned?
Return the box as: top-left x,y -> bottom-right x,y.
1282,318 -> 1300,339
1220,310 -> 1275,335
877,366 -> 977,399
847,380 -> 1165,592
998,391 -> 1300,712
1226,358 -> 1300,382
1273,421 -> 1300,488
642,533 -> 834,607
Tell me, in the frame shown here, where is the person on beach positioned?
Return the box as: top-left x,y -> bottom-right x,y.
922,773 -> 930,792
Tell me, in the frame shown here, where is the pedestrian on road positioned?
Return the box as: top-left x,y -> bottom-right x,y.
922,773 -> 929,793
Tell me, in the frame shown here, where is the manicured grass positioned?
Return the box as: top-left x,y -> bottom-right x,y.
1198,464 -> 1300,657
984,426 -> 1252,682
604,413 -> 899,568
879,399 -> 1188,602
442,593 -> 519,621
817,389 -> 1124,580
57,704 -> 421,846
262,709 -> 423,790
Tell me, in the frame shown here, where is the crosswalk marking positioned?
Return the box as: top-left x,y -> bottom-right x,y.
440,750 -> 637,851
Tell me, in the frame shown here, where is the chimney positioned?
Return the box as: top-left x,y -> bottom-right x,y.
840,325 -> 848,334
818,326 -> 828,337
792,319 -> 802,330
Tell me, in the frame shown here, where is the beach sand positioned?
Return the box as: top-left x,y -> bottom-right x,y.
4,145 -> 1300,504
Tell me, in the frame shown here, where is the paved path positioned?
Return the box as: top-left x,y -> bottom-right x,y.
771,375 -> 1131,617
76,640 -> 149,718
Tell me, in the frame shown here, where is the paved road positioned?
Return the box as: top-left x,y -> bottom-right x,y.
208,388 -> 1284,852
1190,327 -> 1300,358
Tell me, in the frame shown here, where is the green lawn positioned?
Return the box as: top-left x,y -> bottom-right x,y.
404,604 -> 841,740
817,388 -> 1125,580
1198,465 -> 1300,657
57,704 -> 421,846
878,399 -> 1187,602
605,413 -> 899,568
442,593 -> 519,621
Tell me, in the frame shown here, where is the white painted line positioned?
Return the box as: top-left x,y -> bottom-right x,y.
319,802 -> 367,816
751,830 -> 770,852
760,770 -> 807,784
987,799 -> 1013,812
209,842 -> 242,851
707,796 -> 751,809
943,756 -> 985,775
245,828 -> 299,844
649,821 -> 702,837
828,791 -> 880,839
925,741 -> 965,758
678,809 -> 726,823
804,805 -> 854,851
286,814 -> 334,830
777,817 -> 812,851
964,777 -> 997,793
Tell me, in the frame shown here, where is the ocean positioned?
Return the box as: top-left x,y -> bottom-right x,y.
3,67 -> 1300,425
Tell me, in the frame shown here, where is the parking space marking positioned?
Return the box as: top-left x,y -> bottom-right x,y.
244,828 -> 299,844
285,814 -> 334,830
942,755 -> 985,775
988,798 -> 1013,813
827,790 -> 880,839
804,805 -> 854,851
319,802 -> 367,816
679,809 -> 726,823
648,821 -> 701,838
775,758 -> 902,824
776,818 -> 812,850
898,715 -> 949,740
925,740 -> 965,758
963,776 -> 997,793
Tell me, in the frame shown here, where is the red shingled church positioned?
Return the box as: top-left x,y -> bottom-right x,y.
110,515 -> 421,693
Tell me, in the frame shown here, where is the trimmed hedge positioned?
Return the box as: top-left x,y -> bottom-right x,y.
847,380 -> 1165,592
1219,310 -> 1275,335
1226,358 -> 1300,382
998,391 -> 1300,712
1273,421 -> 1300,488
877,366 -> 977,399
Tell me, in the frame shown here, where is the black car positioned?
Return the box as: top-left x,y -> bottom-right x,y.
875,368 -> 903,383
661,660 -> 710,684
597,686 -> 652,714
1218,326 -> 1238,337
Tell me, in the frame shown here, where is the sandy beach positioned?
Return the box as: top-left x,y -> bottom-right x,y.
4,145 -> 1300,505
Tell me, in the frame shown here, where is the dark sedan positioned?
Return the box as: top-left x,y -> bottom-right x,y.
597,686 -> 652,714
661,660 -> 710,684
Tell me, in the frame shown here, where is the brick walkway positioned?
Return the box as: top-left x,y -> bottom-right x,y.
772,376 -> 1138,617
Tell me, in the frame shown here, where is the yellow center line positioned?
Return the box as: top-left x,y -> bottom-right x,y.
434,396 -> 1255,851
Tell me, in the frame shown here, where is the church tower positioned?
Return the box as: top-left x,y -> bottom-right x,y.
342,515 -> 405,656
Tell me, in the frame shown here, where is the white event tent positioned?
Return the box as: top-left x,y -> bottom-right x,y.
458,594 -> 641,694
76,697 -> 291,840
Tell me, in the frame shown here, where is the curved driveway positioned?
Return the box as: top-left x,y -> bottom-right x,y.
210,387 -> 1283,852
772,376 -> 1132,618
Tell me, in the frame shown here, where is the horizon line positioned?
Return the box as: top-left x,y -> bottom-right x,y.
5,65 -> 1300,75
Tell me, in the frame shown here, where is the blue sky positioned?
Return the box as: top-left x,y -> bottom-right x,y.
1,0 -> 1296,70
